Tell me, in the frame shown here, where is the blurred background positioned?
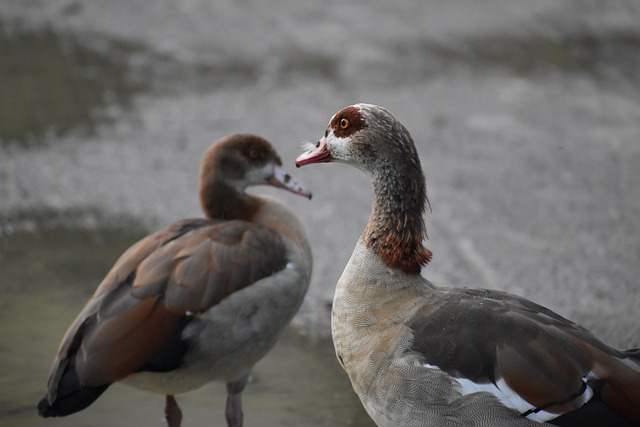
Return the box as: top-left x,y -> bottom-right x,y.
1,0 -> 639,425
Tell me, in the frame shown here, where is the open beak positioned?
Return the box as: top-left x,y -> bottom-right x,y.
296,136 -> 332,167
269,165 -> 312,199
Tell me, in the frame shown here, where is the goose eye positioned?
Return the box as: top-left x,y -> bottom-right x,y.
339,118 -> 350,129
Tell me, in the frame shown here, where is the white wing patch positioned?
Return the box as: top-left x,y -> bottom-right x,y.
423,364 -> 594,423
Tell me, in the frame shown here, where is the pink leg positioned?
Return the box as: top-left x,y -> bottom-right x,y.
225,392 -> 243,427
225,374 -> 248,427
165,395 -> 182,427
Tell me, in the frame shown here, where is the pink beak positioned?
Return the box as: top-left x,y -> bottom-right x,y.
296,136 -> 332,167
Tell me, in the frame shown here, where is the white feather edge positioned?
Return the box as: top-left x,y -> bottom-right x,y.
300,140 -> 317,153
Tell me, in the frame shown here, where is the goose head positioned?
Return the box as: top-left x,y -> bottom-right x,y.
200,134 -> 311,220
295,104 -> 422,180
296,104 -> 431,274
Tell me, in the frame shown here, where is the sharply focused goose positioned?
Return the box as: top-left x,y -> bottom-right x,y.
38,134 -> 313,427
296,103 -> 640,427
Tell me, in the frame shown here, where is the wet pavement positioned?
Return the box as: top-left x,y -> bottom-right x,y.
1,0 -> 640,425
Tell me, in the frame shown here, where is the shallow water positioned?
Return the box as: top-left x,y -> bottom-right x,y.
0,219 -> 373,426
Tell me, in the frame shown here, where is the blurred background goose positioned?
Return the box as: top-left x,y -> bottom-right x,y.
38,133 -> 313,427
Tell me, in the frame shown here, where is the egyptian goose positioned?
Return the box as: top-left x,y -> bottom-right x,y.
38,134 -> 313,427
296,104 -> 640,427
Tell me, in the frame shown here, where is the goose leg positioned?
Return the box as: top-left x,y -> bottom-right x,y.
225,393 -> 243,427
225,374 -> 249,427
164,395 -> 182,427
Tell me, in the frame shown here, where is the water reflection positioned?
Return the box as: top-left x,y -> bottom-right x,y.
0,218 -> 373,426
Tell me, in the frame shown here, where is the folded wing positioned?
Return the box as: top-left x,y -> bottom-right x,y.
40,218 -> 287,416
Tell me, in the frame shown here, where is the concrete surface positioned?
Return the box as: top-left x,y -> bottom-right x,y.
1,1 -> 639,425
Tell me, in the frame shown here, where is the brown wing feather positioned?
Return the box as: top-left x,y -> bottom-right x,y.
75,296 -> 182,384
575,342 -> 640,423
132,219 -> 287,313
408,287 -> 640,415
46,220 -> 204,394
46,218 -> 287,399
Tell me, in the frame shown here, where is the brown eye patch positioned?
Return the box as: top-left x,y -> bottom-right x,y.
330,106 -> 366,138
238,135 -> 281,165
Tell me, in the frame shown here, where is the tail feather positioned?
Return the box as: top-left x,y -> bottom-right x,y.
625,348 -> 640,364
550,397 -> 635,427
37,385 -> 109,417
37,367 -> 109,417
593,348 -> 640,426
599,383 -> 640,426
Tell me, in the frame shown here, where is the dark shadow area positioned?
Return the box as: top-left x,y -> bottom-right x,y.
0,22 -> 148,146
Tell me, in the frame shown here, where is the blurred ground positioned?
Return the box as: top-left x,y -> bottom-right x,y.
1,0 -> 639,426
